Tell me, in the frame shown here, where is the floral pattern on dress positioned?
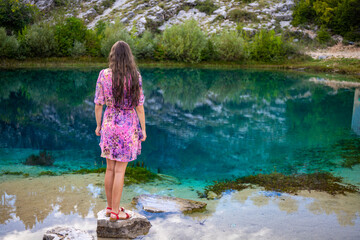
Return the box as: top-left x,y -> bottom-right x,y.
94,68 -> 145,162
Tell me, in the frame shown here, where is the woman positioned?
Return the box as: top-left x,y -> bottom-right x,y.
94,41 -> 146,222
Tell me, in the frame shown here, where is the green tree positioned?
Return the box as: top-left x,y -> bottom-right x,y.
212,30 -> 247,61
54,17 -> 88,56
0,0 -> 39,34
18,23 -> 57,57
0,27 -> 19,58
162,19 -> 207,63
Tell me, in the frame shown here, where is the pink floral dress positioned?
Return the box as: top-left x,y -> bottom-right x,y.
94,68 -> 145,162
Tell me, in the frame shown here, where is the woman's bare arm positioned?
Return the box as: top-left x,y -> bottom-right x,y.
95,104 -> 103,136
135,105 -> 146,141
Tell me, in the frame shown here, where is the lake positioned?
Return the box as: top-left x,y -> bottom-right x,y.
0,68 -> 359,239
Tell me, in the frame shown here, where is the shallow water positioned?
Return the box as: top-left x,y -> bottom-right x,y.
0,68 -> 360,239
0,68 -> 359,181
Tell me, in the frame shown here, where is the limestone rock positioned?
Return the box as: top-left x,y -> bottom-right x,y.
132,194 -> 207,213
24,0 -> 55,11
83,8 -> 97,20
43,226 -> 94,240
206,191 -> 218,199
273,12 -> 293,21
96,209 -> 151,239
213,6 -> 227,18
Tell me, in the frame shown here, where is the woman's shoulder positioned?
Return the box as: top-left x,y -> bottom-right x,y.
102,68 -> 112,77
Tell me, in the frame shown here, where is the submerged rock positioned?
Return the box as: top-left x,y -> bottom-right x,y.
206,190 -> 219,199
43,226 -> 93,240
132,194 -> 207,213
96,209 -> 151,239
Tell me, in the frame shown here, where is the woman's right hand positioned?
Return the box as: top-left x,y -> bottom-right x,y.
95,126 -> 101,136
141,129 -> 147,141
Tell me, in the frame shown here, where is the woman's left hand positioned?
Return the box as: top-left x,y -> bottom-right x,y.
95,126 -> 101,136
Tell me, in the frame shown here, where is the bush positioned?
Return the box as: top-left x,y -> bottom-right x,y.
100,20 -> 134,57
0,27 -> 19,58
54,17 -> 88,56
102,0 -> 115,8
135,30 -> 157,59
250,29 -> 290,61
201,38 -> 216,61
0,0 -> 39,34
195,0 -> 219,15
316,25 -> 331,44
70,40 -> 86,57
291,0 -> 316,26
84,29 -> 101,57
292,0 -> 360,41
18,23 -> 57,57
162,19 -> 207,63
228,9 -> 258,22
212,30 -> 246,61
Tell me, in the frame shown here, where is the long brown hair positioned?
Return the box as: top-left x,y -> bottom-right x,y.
109,41 -> 140,107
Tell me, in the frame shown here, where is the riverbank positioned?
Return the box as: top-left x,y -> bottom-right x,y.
1,172 -> 359,239
1,57 -> 360,81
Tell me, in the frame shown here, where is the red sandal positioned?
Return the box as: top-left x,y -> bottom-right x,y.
109,210 -> 131,222
105,207 -> 125,217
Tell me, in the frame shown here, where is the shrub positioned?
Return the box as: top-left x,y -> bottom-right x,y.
100,20 -> 134,57
201,38 -> 216,61
291,0 -> 316,26
54,17 -> 88,56
0,27 -> 19,58
135,30 -> 157,59
228,9 -> 258,22
212,30 -> 246,61
0,0 -> 39,34
250,29 -> 289,61
95,20 -> 107,38
102,0 -> 115,8
162,19 -> 207,62
195,0 -> 219,15
18,23 -> 57,57
316,25 -> 331,44
145,17 -> 162,34
84,29 -> 101,56
292,0 -> 360,41
70,40 -> 86,57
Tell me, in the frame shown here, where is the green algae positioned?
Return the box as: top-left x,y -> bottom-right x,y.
71,162 -> 160,185
38,171 -> 57,176
334,138 -> 360,169
202,171 -> 359,197
25,150 -> 55,166
0,171 -> 24,175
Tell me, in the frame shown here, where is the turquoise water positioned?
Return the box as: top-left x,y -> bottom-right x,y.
0,68 -> 359,182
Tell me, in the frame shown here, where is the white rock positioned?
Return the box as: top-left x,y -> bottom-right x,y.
280,21 -> 291,28
213,6 -> 227,18
132,194 -> 207,213
273,12 -> 293,21
97,209 -> 151,238
249,2 -> 259,8
43,226 -> 94,240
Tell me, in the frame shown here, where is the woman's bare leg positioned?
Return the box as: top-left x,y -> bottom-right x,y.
104,158 -> 116,209
110,161 -> 128,218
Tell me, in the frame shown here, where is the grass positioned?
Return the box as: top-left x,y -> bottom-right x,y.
1,57 -> 359,80
201,171 -> 360,197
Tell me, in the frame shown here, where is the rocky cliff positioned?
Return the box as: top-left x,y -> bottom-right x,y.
25,0 -> 319,40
